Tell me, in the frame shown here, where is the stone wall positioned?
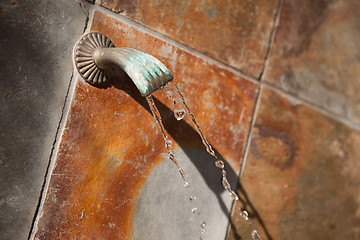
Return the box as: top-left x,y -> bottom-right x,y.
0,1 -> 89,239
1,0 -> 359,239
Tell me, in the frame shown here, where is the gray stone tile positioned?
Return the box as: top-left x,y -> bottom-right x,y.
0,1 -> 89,239
227,87 -> 360,240
265,0 -> 360,124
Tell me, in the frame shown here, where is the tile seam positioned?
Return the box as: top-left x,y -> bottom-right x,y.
85,3 -> 97,34
253,0 -> 360,131
28,71 -> 79,240
237,0 -> 283,180
259,0 -> 284,82
263,82 -> 360,131
26,5 -> 97,237
78,0 -> 93,32
92,4 -> 259,85
82,10 -> 90,32
223,85 -> 262,240
224,1 -> 283,237
239,85 -> 262,179
237,0 -> 283,177
28,6 -> 101,238
28,3 -> 94,238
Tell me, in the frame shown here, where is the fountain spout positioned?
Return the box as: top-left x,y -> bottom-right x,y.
74,32 -> 173,96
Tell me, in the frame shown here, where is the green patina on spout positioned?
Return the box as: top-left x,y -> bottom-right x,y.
74,32 -> 173,96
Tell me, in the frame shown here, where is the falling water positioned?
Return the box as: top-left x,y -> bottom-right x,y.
153,81 -> 261,239
189,195 -> 199,214
239,209 -> 249,221
200,222 -> 207,233
200,221 -> 207,239
161,84 -> 186,121
251,230 -> 261,240
189,196 -> 196,201
162,81 -> 262,239
146,93 -> 204,238
162,82 -> 239,201
146,95 -> 188,187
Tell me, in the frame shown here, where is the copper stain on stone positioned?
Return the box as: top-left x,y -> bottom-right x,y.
33,10 -> 258,239
266,0 -> 360,124
226,87 -> 360,240
99,0 -> 280,78
251,126 -> 295,170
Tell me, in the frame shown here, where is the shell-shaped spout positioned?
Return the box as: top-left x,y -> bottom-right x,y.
74,32 -> 173,97
93,47 -> 173,96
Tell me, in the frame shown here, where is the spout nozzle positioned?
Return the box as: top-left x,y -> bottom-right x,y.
74,32 -> 173,96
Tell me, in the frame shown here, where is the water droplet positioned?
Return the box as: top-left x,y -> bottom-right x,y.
251,230 -> 261,240
230,191 -> 239,200
174,109 -> 185,120
221,174 -> 239,200
239,210 -> 249,221
200,222 -> 206,233
165,139 -> 173,148
178,167 -> 187,184
189,196 -> 196,201
184,181 -> 189,187
191,208 -> 198,213
215,160 -> 224,168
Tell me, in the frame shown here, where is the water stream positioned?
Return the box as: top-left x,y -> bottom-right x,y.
146,95 -> 189,187
251,230 -> 261,240
147,81 -> 261,240
163,82 -> 239,201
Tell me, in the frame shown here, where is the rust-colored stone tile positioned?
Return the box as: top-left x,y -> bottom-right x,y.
227,87 -> 360,240
33,11 -> 258,239
98,0 -> 279,78
266,0 -> 360,124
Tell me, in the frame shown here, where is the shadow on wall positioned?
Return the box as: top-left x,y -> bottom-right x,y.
233,183 -> 274,240
91,68 -> 271,239
92,68 -> 237,216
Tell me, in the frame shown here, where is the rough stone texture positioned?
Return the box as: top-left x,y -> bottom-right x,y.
133,148 -> 233,240
266,0 -> 360,124
226,87 -> 360,240
97,0 -> 280,78
0,1 -> 89,239
32,10 -> 258,240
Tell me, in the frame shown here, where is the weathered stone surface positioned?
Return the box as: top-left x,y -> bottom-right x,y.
266,0 -> 360,124
0,1 -> 89,239
226,87 -> 360,240
33,10 -> 258,239
98,0 -> 279,78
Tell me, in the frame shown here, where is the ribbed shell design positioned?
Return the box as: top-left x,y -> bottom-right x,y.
107,47 -> 173,96
74,32 -> 114,84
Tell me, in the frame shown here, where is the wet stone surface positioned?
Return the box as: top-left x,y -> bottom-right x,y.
98,0 -> 280,78
266,0 -> 360,124
33,10 -> 258,239
226,87 -> 360,240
